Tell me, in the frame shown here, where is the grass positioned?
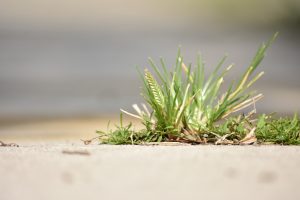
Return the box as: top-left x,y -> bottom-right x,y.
256,114 -> 300,145
97,114 -> 166,145
96,33 -> 300,145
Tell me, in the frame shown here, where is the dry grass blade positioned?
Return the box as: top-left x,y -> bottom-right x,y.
239,128 -> 257,145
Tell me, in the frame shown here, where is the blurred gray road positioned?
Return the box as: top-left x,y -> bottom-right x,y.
0,29 -> 299,118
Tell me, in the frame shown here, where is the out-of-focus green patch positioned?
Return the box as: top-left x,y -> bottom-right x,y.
256,114 -> 300,145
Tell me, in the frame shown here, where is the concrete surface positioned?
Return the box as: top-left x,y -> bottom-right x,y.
1,143 -> 300,200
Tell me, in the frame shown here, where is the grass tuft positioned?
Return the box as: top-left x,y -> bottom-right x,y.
96,33 -> 300,145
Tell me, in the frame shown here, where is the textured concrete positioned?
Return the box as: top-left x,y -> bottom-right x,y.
1,143 -> 300,200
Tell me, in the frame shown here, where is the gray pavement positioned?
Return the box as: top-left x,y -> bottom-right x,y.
1,143 -> 300,200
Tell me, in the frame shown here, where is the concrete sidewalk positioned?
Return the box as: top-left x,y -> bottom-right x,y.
1,143 -> 300,200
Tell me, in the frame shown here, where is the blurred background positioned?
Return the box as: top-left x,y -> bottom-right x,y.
0,0 -> 299,140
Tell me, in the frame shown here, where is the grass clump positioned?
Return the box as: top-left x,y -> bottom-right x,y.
97,113 -> 166,145
96,33 -> 300,145
256,114 -> 300,145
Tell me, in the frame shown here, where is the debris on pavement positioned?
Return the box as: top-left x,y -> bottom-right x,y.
0,140 -> 19,147
62,149 -> 90,156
